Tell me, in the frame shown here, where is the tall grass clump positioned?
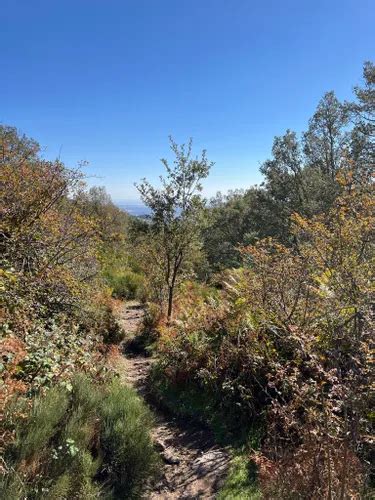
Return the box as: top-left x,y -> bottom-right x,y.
100,380 -> 158,498
1,374 -> 157,499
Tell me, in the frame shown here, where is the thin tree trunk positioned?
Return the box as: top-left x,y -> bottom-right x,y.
167,285 -> 174,320
167,254 -> 181,321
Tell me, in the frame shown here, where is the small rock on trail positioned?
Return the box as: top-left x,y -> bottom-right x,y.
114,302 -> 230,499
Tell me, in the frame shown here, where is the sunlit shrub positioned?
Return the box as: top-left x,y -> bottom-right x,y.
100,305 -> 125,344
107,270 -> 145,300
1,374 -> 157,499
143,302 -> 162,334
100,379 -> 158,497
1,126 -> 156,497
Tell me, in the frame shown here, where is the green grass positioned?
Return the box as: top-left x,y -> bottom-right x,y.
218,454 -> 261,500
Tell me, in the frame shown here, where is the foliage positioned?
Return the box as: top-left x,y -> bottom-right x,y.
100,302 -> 125,344
143,302 -> 163,334
153,167 -> 374,497
79,185 -> 146,302
203,63 -> 374,271
1,375 -> 157,499
100,379 -> 158,498
303,91 -> 349,178
106,269 -> 145,300
0,125 -> 107,397
124,302 -> 162,357
217,454 -> 260,500
2,61 -> 374,500
136,137 -> 213,318
0,128 -> 98,283
0,125 -> 156,497
202,189 -> 258,271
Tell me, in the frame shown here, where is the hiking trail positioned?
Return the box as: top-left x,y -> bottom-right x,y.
112,301 -> 230,500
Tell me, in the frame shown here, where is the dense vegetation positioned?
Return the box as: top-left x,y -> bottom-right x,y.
0,129 -> 157,497
136,62 -> 374,498
1,61 -> 373,499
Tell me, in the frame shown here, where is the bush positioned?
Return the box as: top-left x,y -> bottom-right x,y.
152,174 -> 374,497
124,302 -> 161,356
101,305 -> 125,344
108,271 -> 144,300
143,302 -> 162,333
100,379 -> 158,498
1,374 -> 157,499
16,385 -> 69,460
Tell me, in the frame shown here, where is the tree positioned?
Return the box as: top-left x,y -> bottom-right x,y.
136,138 -> 212,319
1,125 -> 111,402
156,165 -> 374,497
201,91 -> 352,264
0,125 -> 102,329
350,61 -> 375,138
258,130 -> 306,242
303,91 -> 349,178
203,189 -> 257,271
347,61 -> 375,178
0,124 -> 39,165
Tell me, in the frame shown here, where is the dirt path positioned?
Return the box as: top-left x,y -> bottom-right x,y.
114,301 -> 230,499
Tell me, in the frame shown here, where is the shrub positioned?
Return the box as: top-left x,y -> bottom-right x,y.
108,271 -> 144,300
101,305 -> 125,344
16,319 -> 102,394
143,302 -> 162,333
1,374 -> 157,499
16,385 -> 69,460
0,126 -> 155,497
100,379 -> 158,498
152,171 -> 374,497
124,302 -> 161,355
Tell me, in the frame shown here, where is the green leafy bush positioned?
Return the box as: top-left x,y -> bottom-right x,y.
107,270 -> 144,300
15,319 -> 101,394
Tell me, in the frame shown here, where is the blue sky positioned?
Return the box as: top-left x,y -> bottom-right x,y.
2,1 -> 374,202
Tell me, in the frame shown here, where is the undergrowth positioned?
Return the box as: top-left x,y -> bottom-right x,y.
218,454 -> 261,500
148,363 -> 264,499
1,374 -> 158,499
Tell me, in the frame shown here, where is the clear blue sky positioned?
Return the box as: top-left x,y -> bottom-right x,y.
2,0 -> 374,202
